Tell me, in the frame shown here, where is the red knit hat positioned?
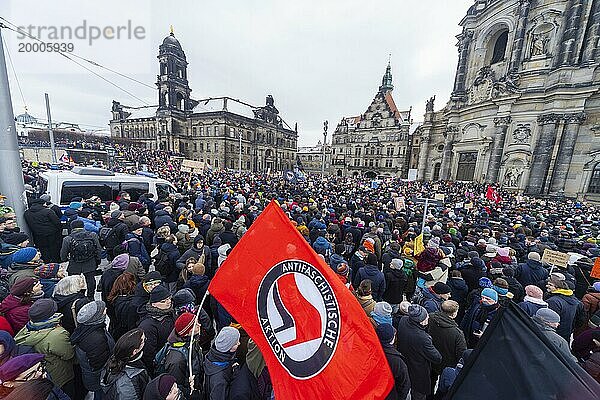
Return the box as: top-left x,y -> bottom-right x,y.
174,312 -> 196,336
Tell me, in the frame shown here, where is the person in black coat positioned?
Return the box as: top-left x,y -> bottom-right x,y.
376,323 -> 410,400
70,300 -> 115,397
219,221 -> 239,248
396,305 -> 442,400
176,236 -> 212,271
60,220 -> 102,299
427,301 -> 467,385
23,199 -> 62,262
204,327 -> 240,400
383,259 -> 407,312
104,211 -> 130,261
157,236 -> 181,289
447,270 -> 469,322
138,286 -> 175,376
52,275 -> 90,334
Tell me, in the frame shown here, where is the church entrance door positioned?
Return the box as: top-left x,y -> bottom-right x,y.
456,152 -> 477,181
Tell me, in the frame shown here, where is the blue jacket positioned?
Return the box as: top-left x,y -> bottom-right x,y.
77,216 -> 101,234
125,233 -> 150,268
422,287 -> 443,313
312,237 -> 332,257
546,290 -> 584,341
518,300 -> 547,317
515,259 -> 548,287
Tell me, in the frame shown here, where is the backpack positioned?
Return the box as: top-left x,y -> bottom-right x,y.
98,226 -> 114,247
154,248 -> 171,277
411,287 -> 425,306
154,343 -> 189,376
70,236 -> 96,262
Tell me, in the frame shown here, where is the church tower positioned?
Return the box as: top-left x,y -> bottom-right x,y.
379,62 -> 394,93
156,28 -> 194,115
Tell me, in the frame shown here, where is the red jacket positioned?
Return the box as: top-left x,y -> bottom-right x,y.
0,295 -> 31,334
0,316 -> 14,336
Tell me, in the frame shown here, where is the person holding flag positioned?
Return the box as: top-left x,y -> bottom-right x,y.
485,185 -> 502,204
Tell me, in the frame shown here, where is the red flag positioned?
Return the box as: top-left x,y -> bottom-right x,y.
486,185 -> 502,204
208,202 -> 393,399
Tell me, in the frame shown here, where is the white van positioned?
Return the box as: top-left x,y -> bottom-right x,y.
39,167 -> 177,208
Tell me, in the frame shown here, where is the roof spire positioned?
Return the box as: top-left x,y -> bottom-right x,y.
170,25 -> 174,35
379,59 -> 393,93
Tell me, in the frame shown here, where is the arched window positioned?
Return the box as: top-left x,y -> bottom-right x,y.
491,30 -> 509,64
588,163 -> 600,194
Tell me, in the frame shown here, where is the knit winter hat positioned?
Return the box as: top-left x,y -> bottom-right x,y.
143,271 -> 162,284
525,285 -> 544,299
178,224 -> 190,234
399,301 -> 411,315
408,304 -> 428,323
481,288 -> 498,304
158,374 -> 177,398
172,288 -> 195,308
0,353 -> 45,382
390,259 -> 403,270
12,247 -> 37,264
3,232 -> 29,246
535,308 -> 560,324
111,253 -> 130,270
215,326 -> 240,352
528,252 -> 541,262
70,220 -> 84,230
433,282 -> 452,295
375,323 -> 395,344
478,277 -> 493,289
373,302 -> 392,318
111,210 -> 123,219
28,298 -> 58,323
175,312 -> 196,336
10,277 -> 36,296
363,240 -> 375,253
336,262 -> 349,276
69,202 -> 82,210
77,300 -> 106,325
149,285 -> 171,303
34,263 -> 61,279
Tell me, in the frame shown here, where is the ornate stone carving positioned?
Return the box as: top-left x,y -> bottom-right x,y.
492,72 -> 521,97
444,125 -> 459,140
512,124 -> 531,144
504,166 -> 524,188
494,116 -> 512,126
531,32 -> 550,56
564,112 -> 586,124
468,68 -> 520,104
537,113 -> 563,124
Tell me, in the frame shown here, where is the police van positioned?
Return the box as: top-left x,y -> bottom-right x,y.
39,167 -> 177,208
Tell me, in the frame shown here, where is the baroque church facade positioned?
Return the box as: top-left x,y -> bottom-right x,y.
413,0 -> 600,201
109,31 -> 298,173
330,63 -> 413,178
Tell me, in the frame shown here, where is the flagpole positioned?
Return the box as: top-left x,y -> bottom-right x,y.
188,289 -> 209,392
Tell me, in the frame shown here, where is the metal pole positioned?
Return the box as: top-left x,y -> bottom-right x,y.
421,198 -> 429,233
238,131 -> 242,174
0,27 -> 28,233
44,93 -> 57,164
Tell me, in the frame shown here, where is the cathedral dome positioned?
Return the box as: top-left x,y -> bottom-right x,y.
162,32 -> 181,49
15,111 -> 37,124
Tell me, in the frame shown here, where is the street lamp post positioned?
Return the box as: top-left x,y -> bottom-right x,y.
238,130 -> 242,174
322,120 -> 328,177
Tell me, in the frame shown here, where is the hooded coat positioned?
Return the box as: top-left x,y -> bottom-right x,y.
546,290 -> 585,341
60,229 -> 102,274
138,305 -> 175,375
203,346 -> 237,400
515,259 -> 548,287
383,267 -> 407,305
101,360 -> 149,400
381,341 -> 410,400
14,323 -> 75,388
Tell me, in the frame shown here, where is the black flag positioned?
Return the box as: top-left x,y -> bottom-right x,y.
447,301 -> 600,399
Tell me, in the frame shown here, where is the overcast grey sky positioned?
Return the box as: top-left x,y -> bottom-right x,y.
1,0 -> 473,146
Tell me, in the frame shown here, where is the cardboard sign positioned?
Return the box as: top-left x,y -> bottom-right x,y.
434,193 -> 445,202
181,159 -> 205,172
541,249 -> 570,269
591,257 -> 600,280
394,196 -> 405,211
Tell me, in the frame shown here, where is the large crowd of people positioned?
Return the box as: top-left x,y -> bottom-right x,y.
0,146 -> 599,400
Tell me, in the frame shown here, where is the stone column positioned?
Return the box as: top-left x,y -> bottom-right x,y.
488,116 -> 512,184
582,1 -> 600,63
451,30 -> 474,101
416,131 -> 431,180
525,114 -> 562,195
556,0 -> 586,66
509,0 -> 532,72
549,112 -> 586,193
440,126 -> 458,180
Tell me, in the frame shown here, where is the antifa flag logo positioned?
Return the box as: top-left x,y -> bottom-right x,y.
257,260 -> 341,379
